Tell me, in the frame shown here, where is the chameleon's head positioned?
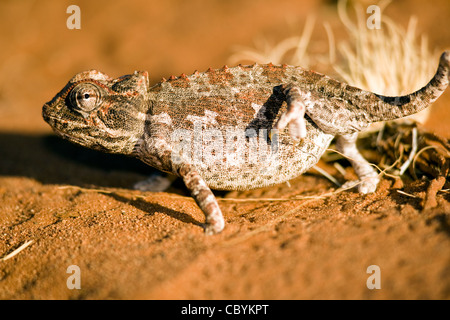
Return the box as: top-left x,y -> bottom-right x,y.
43,70 -> 150,155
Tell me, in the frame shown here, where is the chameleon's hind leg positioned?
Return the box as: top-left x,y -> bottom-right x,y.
273,84 -> 379,194
274,84 -> 307,139
335,132 -> 380,194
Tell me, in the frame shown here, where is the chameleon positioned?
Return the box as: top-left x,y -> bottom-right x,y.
42,51 -> 450,235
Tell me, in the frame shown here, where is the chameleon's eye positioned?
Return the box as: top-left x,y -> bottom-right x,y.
69,83 -> 101,113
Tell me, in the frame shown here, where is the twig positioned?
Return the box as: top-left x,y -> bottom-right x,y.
396,190 -> 419,198
333,162 -> 347,176
312,165 -> 342,187
1,240 -> 34,262
411,145 -> 447,180
399,127 -> 418,175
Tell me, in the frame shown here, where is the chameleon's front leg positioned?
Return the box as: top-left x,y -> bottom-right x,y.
138,132 -> 224,235
177,164 -> 225,235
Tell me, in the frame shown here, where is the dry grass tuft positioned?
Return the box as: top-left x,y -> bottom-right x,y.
329,0 -> 437,126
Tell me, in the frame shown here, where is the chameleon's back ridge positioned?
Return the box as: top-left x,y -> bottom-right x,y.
42,51 -> 450,234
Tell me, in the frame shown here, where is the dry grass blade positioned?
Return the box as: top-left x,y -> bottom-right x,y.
228,15 -> 315,66
1,240 -> 34,262
396,190 -> 419,199
312,165 -> 342,187
399,127 -> 418,175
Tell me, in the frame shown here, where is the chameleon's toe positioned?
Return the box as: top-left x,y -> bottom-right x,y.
357,175 -> 380,194
341,175 -> 379,194
275,84 -> 307,140
274,108 -> 307,140
274,112 -> 291,131
203,216 -> 225,235
288,117 -> 307,140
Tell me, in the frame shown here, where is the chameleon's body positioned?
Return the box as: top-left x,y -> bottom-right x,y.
43,51 -> 450,234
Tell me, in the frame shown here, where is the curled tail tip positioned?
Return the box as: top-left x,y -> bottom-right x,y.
440,50 -> 450,68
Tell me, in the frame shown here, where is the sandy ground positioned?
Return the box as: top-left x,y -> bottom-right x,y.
0,0 -> 449,299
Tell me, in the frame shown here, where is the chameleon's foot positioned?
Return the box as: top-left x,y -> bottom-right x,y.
336,133 -> 380,194
357,174 -> 380,194
203,214 -> 225,235
133,172 -> 174,192
274,85 -> 307,139
341,174 -> 380,194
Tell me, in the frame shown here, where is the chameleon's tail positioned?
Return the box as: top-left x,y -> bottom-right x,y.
366,51 -> 450,122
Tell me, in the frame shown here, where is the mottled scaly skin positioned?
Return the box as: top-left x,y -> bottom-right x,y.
144,64 -> 335,190
42,51 -> 450,234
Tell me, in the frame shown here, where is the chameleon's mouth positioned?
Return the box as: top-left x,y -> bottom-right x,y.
42,102 -> 78,141
42,102 -> 62,131
42,102 -> 69,129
